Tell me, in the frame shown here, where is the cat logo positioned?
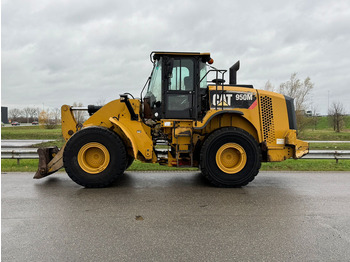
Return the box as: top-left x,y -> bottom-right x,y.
212,94 -> 233,106
211,91 -> 256,109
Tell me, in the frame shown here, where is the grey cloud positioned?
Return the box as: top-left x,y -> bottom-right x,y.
2,0 -> 350,115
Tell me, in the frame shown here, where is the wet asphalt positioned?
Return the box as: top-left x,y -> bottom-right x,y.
2,171 -> 350,261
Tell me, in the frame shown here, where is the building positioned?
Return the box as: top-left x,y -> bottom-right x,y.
2,106 -> 9,124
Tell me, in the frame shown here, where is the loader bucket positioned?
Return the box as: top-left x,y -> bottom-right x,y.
34,146 -> 65,179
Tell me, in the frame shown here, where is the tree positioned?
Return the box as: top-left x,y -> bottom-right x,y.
264,80 -> 275,92
9,108 -> 22,122
39,109 -> 57,129
23,107 -> 37,123
28,107 -> 38,122
278,73 -> 314,112
278,73 -> 314,133
329,101 -> 345,132
72,102 -> 88,125
35,108 -> 41,121
53,108 -> 61,124
96,98 -> 106,106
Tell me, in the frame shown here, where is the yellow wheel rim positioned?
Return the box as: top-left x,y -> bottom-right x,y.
77,142 -> 110,174
215,143 -> 247,174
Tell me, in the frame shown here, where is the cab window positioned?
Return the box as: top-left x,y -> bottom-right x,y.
146,58 -> 162,108
168,59 -> 194,91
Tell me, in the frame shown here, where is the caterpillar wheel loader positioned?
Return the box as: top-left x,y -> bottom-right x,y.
35,51 -> 308,188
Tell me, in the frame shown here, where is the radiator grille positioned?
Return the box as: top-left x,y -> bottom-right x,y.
261,96 -> 275,143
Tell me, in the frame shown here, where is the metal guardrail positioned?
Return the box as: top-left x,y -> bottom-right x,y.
302,150 -> 350,162
2,149 -> 39,164
2,148 -> 39,159
1,149 -> 350,164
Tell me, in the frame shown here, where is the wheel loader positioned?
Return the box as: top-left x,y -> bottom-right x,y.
35,51 -> 309,187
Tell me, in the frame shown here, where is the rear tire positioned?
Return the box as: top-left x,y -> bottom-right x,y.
63,126 -> 126,188
200,127 -> 261,187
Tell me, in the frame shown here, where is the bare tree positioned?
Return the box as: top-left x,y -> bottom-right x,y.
21,107 -> 41,123
28,107 -> 38,122
35,107 -> 41,121
278,73 -> 314,133
23,107 -> 32,123
72,102 -> 88,125
53,108 -> 61,124
9,108 -> 22,122
279,73 -> 314,112
96,98 -> 106,106
329,101 -> 345,132
264,80 -> 275,92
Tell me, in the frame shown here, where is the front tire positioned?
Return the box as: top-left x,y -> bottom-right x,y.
63,127 -> 126,188
125,155 -> 134,170
200,127 -> 261,187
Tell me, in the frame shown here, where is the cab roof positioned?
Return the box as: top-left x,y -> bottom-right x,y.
151,51 -> 211,63
152,51 -> 210,56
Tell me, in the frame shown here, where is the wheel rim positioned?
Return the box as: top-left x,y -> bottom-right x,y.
215,143 -> 247,174
78,142 -> 110,174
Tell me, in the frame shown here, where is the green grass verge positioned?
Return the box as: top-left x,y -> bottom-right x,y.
1,126 -> 63,140
310,115 -> 350,130
2,159 -> 350,173
309,143 -> 350,150
299,129 -> 350,141
1,159 -> 42,172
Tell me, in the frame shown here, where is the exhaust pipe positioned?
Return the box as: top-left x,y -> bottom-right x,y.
229,61 -> 240,85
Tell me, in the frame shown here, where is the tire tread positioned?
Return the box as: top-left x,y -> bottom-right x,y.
200,127 -> 261,187
63,126 -> 126,188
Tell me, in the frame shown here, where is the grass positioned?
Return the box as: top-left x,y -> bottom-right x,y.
311,115 -> 350,130
1,126 -> 63,140
1,159 -> 41,172
309,143 -> 350,150
2,159 -> 350,173
299,129 -> 350,141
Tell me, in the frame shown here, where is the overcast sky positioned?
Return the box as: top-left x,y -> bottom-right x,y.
2,0 -> 350,115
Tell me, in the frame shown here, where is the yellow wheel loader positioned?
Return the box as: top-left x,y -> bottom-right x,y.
35,51 -> 308,187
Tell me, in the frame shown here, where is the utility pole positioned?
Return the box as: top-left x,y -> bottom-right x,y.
327,90 -> 329,114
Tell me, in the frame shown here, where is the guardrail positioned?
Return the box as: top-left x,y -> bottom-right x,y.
302,150 -> 350,163
2,149 -> 350,164
2,149 -> 39,164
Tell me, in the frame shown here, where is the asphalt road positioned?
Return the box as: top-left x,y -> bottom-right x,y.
2,171 -> 350,261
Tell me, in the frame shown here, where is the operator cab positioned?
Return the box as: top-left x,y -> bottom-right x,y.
143,52 -> 212,120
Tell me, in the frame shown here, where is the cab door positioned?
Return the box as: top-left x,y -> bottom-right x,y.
164,57 -> 195,119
